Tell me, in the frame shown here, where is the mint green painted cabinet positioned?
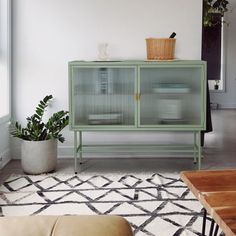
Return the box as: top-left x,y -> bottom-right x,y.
69,60 -> 206,173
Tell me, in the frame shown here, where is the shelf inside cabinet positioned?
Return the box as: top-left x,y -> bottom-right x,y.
153,83 -> 190,94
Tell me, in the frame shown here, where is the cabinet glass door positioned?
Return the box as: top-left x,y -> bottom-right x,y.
139,66 -> 204,127
71,66 -> 136,127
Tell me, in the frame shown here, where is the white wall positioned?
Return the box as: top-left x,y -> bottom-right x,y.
12,0 -> 203,158
210,0 -> 236,108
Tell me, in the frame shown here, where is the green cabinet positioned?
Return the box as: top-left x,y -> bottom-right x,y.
69,60 -> 206,173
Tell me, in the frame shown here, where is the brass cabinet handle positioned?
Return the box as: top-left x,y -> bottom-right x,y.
134,93 -> 141,101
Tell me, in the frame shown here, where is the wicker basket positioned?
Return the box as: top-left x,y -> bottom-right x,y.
146,38 -> 176,60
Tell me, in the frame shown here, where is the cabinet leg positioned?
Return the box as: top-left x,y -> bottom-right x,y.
79,131 -> 82,165
74,131 -> 78,174
198,131 -> 202,170
193,132 -> 197,164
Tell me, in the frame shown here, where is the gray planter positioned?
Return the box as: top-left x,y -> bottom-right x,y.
21,139 -> 57,174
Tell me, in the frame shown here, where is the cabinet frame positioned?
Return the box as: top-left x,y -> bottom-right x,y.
69,60 -> 206,173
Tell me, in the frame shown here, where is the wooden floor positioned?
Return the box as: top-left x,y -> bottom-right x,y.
1,109 -> 236,183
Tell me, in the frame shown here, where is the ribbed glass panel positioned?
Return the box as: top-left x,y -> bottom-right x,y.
140,67 -> 202,126
72,67 -> 135,126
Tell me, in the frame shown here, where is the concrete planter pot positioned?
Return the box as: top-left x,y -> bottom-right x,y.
21,139 -> 57,174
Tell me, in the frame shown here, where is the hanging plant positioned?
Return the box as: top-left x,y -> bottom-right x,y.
203,0 -> 229,27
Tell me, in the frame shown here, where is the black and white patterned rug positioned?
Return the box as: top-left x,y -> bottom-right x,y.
0,173 -> 210,235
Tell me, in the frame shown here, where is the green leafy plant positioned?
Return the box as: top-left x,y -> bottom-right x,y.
11,95 -> 69,143
203,0 -> 229,27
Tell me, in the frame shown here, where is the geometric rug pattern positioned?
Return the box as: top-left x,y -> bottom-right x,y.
0,173 -> 211,236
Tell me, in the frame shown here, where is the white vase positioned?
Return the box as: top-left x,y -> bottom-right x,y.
21,139 -> 57,174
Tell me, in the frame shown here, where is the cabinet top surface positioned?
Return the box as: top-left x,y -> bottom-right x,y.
69,60 -> 206,66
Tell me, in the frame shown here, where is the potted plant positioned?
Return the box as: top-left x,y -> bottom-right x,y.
10,95 -> 69,174
203,0 -> 229,27
214,80 -> 220,90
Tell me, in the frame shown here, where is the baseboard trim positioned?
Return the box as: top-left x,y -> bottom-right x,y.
214,103 -> 236,109
11,144 -> 201,160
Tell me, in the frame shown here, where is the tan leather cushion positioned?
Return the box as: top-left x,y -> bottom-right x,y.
0,216 -> 58,236
0,215 -> 133,236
